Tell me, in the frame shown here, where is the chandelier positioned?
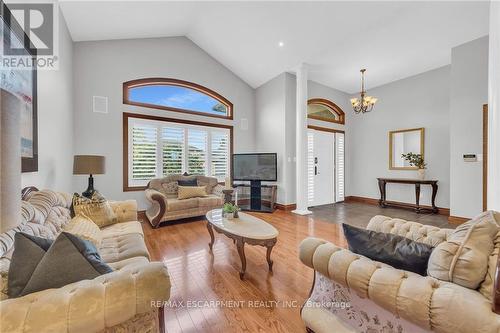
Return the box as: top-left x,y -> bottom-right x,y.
350,69 -> 378,113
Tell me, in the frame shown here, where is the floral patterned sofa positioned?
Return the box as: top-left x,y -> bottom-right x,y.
299,215 -> 500,333
0,188 -> 171,333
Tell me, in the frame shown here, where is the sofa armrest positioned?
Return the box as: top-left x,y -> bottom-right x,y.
0,262 -> 170,333
145,189 -> 166,228
109,200 -> 138,223
299,237 -> 500,333
212,184 -> 225,198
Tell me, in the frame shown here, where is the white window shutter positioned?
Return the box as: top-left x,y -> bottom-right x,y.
131,125 -> 158,181
211,131 -> 229,181
188,129 -> 208,175
307,131 -> 315,206
336,132 -> 345,202
162,127 -> 184,176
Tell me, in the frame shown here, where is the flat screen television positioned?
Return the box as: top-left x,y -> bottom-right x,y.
233,153 -> 277,181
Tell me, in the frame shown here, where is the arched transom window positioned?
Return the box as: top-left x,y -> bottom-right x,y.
123,78 -> 233,119
307,98 -> 345,125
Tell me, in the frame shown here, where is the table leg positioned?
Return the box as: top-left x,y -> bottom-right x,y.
378,179 -> 386,207
206,222 -> 215,251
415,183 -> 421,213
266,243 -> 275,272
236,238 -> 246,280
431,182 -> 439,213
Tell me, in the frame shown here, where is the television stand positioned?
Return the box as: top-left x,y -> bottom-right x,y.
234,182 -> 277,213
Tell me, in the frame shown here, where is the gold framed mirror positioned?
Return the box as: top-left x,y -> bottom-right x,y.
389,128 -> 425,170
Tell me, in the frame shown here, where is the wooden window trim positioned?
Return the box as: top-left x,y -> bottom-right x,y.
123,78 -> 233,120
123,112 -> 234,192
308,98 -> 345,125
307,125 -> 345,134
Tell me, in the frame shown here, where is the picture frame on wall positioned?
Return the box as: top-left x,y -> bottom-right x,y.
0,1 -> 38,172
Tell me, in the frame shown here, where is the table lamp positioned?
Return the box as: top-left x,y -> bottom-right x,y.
73,155 -> 105,198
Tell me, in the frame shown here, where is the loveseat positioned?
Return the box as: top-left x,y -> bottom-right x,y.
145,174 -> 224,228
299,214 -> 500,333
0,188 -> 171,333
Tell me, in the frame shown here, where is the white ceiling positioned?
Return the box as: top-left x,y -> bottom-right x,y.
59,1 -> 490,93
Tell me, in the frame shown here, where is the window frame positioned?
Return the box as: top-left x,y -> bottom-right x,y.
307,98 -> 345,125
123,78 -> 233,120
123,112 -> 233,191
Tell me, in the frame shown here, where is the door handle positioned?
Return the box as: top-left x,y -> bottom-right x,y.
314,166 -> 317,175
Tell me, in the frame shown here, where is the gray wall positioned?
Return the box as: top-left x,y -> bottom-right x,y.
255,73 -> 287,203
255,73 -> 349,204
348,66 -> 451,208
72,37 -> 256,209
450,36 -> 489,218
21,13 -> 74,193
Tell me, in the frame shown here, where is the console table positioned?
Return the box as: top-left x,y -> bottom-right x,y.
377,178 -> 438,214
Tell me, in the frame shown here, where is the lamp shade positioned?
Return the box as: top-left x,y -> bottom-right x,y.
73,155 -> 105,175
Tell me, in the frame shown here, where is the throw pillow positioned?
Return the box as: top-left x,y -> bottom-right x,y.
427,210 -> 499,289
178,186 -> 207,200
342,223 -> 434,276
177,178 -> 198,187
73,192 -> 117,228
63,214 -> 103,247
19,232 -> 112,297
7,233 -> 53,298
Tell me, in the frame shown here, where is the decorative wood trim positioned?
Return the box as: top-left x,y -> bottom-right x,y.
448,215 -> 469,225
123,112 -> 234,192
123,78 -> 233,120
483,104 -> 488,211
307,125 -> 345,134
388,127 -> 425,170
344,195 -> 449,216
307,98 -> 345,124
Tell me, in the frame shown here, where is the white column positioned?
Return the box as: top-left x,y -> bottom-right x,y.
0,90 -> 22,234
292,63 -> 312,215
488,1 -> 500,211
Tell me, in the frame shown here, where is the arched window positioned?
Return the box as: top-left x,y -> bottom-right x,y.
123,78 -> 233,119
307,98 -> 345,125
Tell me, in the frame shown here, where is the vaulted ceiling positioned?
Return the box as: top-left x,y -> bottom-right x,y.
59,1 -> 489,93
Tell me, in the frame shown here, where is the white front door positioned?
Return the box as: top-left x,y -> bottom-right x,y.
307,129 -> 335,207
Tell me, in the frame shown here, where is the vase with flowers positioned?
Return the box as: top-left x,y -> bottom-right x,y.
401,152 -> 427,180
223,202 -> 239,220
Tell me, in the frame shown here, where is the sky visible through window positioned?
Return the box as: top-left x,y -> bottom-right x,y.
129,85 -> 227,115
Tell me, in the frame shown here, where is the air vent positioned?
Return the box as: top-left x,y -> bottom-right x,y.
93,96 -> 108,114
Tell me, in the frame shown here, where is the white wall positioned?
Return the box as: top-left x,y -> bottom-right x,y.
21,13 -> 74,193
348,66 -> 451,208
450,36 -> 489,218
72,37 -> 255,209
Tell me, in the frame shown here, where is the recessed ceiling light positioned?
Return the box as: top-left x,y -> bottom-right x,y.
278,41 -> 284,47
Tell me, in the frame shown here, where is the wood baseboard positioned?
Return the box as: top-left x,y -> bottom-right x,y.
344,196 -> 450,216
275,203 -> 296,211
448,215 -> 469,225
138,210 -> 147,222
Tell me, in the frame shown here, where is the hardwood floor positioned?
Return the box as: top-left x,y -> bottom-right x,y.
142,202 -> 452,333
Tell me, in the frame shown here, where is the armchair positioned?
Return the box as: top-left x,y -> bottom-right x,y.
299,215 -> 500,333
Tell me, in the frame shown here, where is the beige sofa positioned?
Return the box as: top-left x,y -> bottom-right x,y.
145,174 -> 224,228
0,189 -> 171,333
299,215 -> 500,333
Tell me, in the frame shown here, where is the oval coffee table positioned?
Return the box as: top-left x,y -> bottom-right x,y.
205,209 -> 279,279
